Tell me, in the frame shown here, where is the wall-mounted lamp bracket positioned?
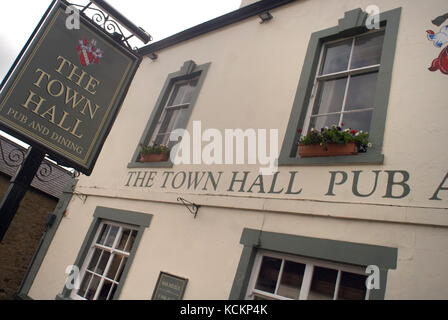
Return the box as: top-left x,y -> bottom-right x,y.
259,11 -> 273,24
148,52 -> 158,60
177,197 -> 201,219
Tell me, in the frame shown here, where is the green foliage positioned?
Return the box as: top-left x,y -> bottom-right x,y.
298,125 -> 371,151
139,143 -> 170,155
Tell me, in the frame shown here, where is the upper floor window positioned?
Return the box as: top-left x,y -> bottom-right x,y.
303,30 -> 385,135
151,77 -> 199,146
278,8 -> 402,166
128,60 -> 210,168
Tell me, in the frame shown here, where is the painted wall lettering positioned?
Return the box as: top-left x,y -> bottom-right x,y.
382,171 -> 411,199
122,169 -> 448,204
430,172 -> 448,200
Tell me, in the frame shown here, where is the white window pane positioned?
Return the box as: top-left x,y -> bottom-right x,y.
309,113 -> 341,132
182,78 -> 199,103
277,261 -> 305,299
108,284 -> 117,300
105,226 -> 119,247
154,133 -> 170,146
78,272 -> 93,298
351,31 -> 385,69
168,83 -> 188,106
87,248 -> 102,272
158,108 -> 177,135
97,224 -> 110,245
337,272 -> 367,300
172,107 -> 189,132
95,251 -> 111,275
117,229 -> 130,251
255,257 -> 282,293
106,254 -> 122,280
115,257 -> 128,283
125,230 -> 137,253
97,280 -> 114,301
341,110 -> 373,133
345,72 -> 378,111
312,77 -> 347,115
85,275 -> 101,300
308,266 -> 338,300
321,39 -> 352,75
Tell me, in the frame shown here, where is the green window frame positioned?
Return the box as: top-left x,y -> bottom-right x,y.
278,8 -> 401,166
229,228 -> 397,300
128,60 -> 210,169
57,206 -> 153,300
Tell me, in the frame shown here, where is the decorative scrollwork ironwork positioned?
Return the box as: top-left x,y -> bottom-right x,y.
0,139 -> 70,183
0,140 -> 25,168
35,162 -> 53,182
68,1 -> 140,50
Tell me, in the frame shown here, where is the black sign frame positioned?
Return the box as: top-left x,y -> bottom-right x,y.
0,0 -> 141,175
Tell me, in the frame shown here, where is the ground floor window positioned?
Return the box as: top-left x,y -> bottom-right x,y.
246,250 -> 369,300
70,221 -> 138,300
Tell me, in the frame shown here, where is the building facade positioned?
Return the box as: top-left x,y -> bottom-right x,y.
21,0 -> 448,300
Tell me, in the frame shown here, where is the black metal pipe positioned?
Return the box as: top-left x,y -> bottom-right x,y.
90,0 -> 152,43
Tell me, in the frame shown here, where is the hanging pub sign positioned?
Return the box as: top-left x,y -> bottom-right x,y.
0,0 -> 140,175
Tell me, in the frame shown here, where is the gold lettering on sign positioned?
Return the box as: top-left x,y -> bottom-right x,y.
55,55 -> 101,94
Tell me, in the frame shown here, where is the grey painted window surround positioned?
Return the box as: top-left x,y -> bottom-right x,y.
57,206 -> 153,300
229,228 -> 398,300
128,60 -> 211,169
279,8 -> 402,166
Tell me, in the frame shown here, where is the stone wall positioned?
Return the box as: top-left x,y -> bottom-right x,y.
0,173 -> 58,300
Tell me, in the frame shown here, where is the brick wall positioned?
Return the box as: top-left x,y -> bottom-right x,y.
0,173 -> 58,300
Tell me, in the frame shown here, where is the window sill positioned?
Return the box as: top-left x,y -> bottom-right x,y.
127,160 -> 174,169
278,152 -> 384,166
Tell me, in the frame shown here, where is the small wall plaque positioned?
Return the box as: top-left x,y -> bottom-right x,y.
152,272 -> 188,300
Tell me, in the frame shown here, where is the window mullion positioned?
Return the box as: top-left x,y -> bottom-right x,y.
302,40 -> 327,135
299,264 -> 314,300
333,270 -> 342,300
338,38 -> 356,125
83,271 -> 95,299
274,259 -> 285,295
93,277 -> 106,300
339,75 -> 351,125
365,286 -> 371,300
246,253 -> 264,300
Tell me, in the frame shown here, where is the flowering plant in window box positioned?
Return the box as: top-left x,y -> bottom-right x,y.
297,125 -> 371,158
139,144 -> 170,162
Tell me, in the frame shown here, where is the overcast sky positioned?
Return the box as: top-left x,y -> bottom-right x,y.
0,0 -> 241,147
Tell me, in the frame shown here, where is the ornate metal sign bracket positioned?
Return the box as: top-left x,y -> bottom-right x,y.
67,0 -> 152,51
177,197 -> 201,219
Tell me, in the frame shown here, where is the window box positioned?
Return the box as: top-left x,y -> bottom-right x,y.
139,153 -> 169,163
299,142 -> 358,157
